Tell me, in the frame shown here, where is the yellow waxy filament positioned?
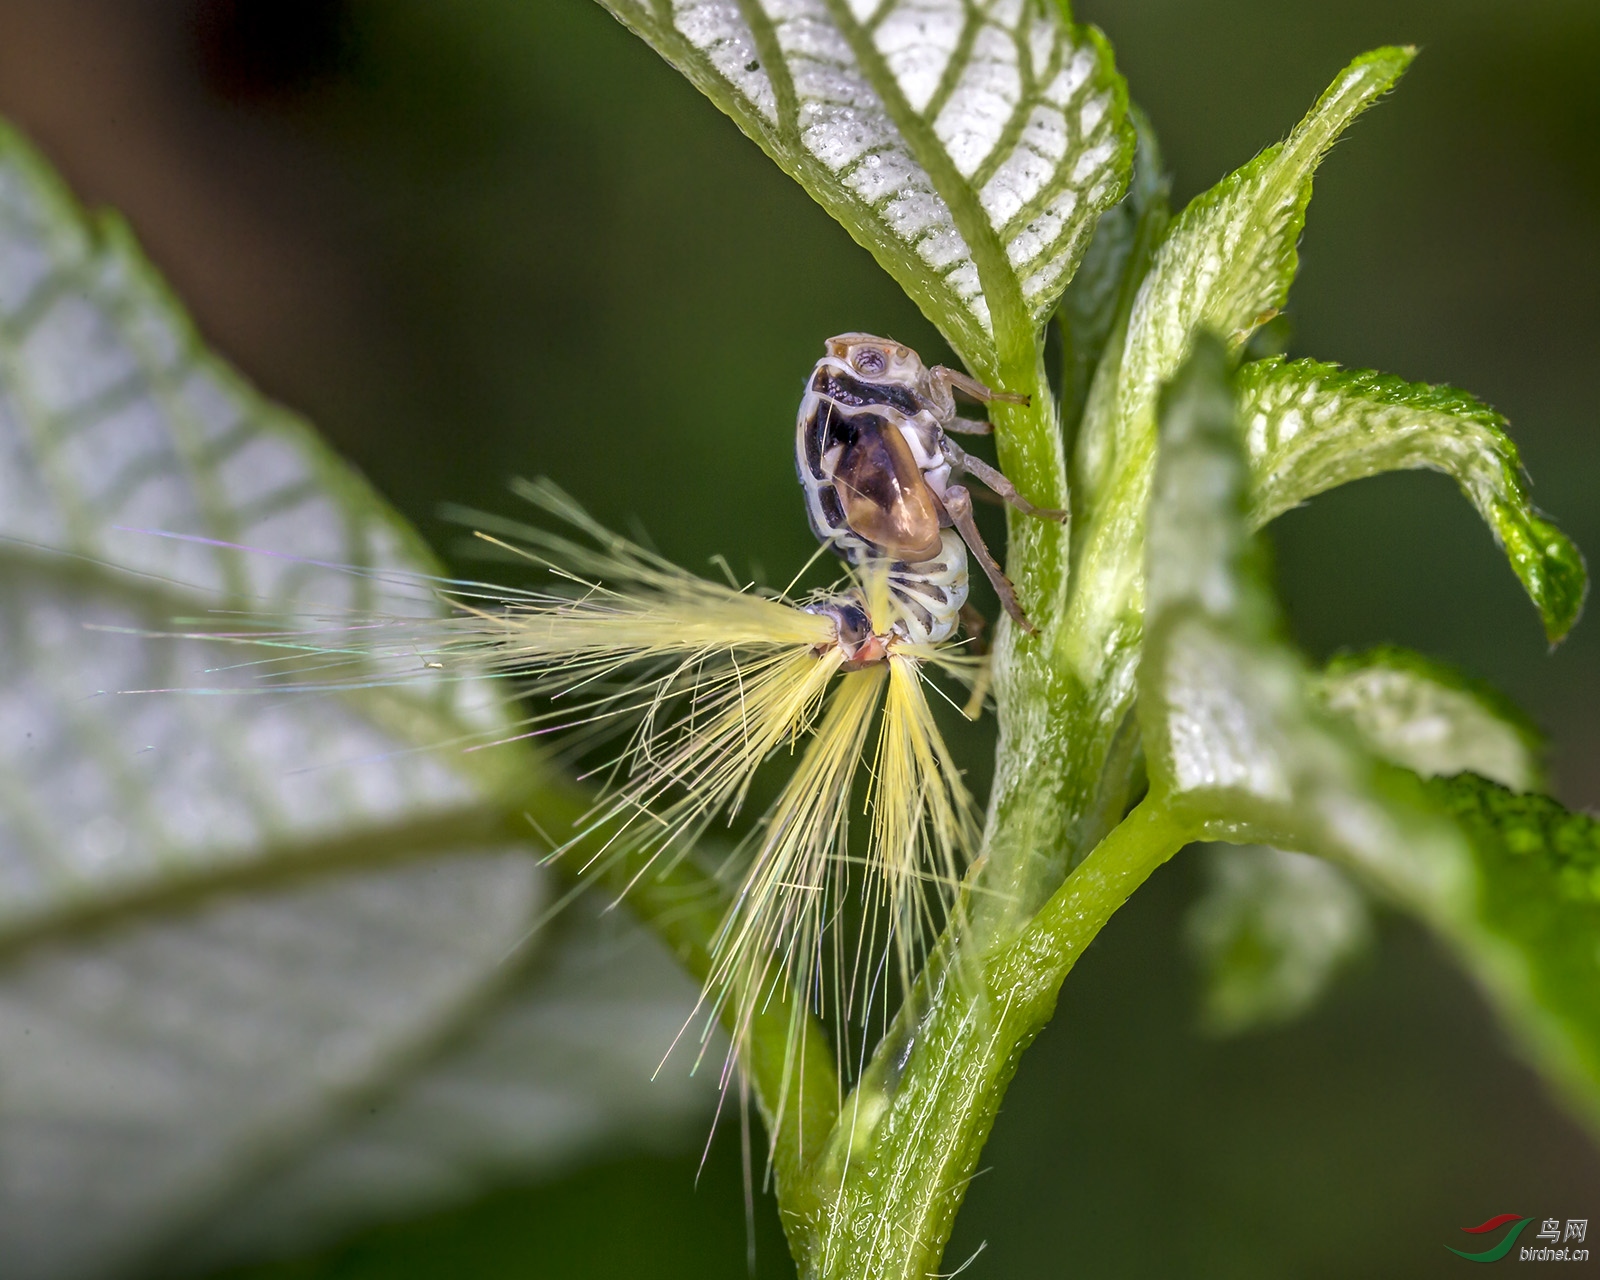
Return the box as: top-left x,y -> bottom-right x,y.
868,656 -> 974,967
180,480 -> 980,1104
706,667 -> 885,1045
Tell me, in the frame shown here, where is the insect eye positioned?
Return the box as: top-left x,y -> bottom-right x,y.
853,349 -> 887,377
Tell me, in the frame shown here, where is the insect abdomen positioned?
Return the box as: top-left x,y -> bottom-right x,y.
887,532 -> 967,645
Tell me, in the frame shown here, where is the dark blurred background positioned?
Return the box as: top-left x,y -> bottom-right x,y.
0,1 -> 1594,1275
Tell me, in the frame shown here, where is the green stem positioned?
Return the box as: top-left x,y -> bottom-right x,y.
794,796 -> 1194,1278
972,340 -> 1140,945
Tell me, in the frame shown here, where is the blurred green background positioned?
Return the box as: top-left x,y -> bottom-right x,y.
1,1 -> 1594,1275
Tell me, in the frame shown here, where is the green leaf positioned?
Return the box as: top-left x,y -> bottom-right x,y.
1423,774 -> 1600,1134
1239,357 -> 1588,642
1065,46 -> 1414,682
1137,332 -> 1465,904
1188,642 -> 1545,1036
1186,844 -> 1371,1035
1133,46 -> 1412,373
1315,645 -> 1545,793
594,0 -> 1134,370
1143,335 -> 1600,1128
1177,350 -> 1561,1030
0,120 -> 710,1275
1055,105 -> 1168,439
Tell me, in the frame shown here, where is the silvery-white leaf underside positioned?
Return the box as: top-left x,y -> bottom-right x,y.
0,123 -> 711,1279
602,0 -> 1130,363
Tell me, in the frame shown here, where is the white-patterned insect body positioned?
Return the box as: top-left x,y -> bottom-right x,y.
796,341 -> 966,645
795,333 -> 1057,641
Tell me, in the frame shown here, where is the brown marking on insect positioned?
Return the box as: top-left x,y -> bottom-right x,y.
833,419 -> 944,561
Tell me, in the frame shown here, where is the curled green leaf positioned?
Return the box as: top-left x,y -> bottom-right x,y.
1425,774 -> 1600,1134
1076,47 -> 1413,504
595,0 -> 1134,369
1240,357 -> 1588,642
1139,333 -> 1470,910
1066,47 -> 1414,679
1315,646 -> 1545,793
1190,639 -> 1547,1038
1143,337 -> 1600,1129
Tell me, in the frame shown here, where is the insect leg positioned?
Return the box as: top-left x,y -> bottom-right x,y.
930,365 -> 1031,407
958,602 -> 989,649
957,603 -> 992,720
944,444 -> 1066,522
943,416 -> 993,435
939,484 -> 1037,634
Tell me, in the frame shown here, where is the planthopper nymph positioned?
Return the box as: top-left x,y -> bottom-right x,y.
796,332 -> 1063,643
157,334 -> 1054,1117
